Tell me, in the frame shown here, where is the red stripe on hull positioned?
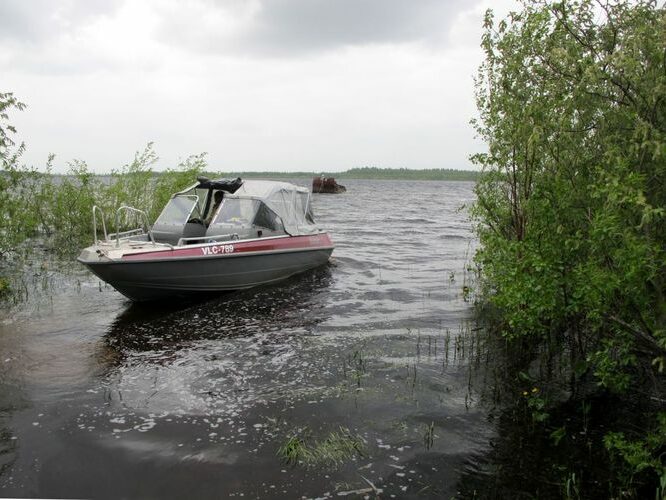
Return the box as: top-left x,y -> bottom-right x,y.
121,234 -> 333,261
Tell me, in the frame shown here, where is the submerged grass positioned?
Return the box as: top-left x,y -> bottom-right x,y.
423,421 -> 435,450
0,277 -> 9,298
453,310 -> 666,499
277,427 -> 366,468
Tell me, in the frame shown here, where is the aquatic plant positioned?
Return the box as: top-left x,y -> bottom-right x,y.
277,434 -> 308,466
423,421 -> 435,450
563,472 -> 580,500
0,277 -> 10,297
277,426 -> 366,468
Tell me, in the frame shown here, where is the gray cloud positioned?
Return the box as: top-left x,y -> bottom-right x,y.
0,0 -> 500,173
0,0 -> 51,43
0,0 -> 123,45
156,0 -> 470,56
0,0 -> 476,76
249,0 -> 466,49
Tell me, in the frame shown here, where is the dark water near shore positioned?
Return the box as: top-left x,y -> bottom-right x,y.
0,179 -> 487,499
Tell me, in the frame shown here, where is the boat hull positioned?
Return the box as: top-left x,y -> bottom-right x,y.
78,235 -> 334,301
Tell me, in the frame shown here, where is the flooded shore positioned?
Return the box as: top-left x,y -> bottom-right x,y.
0,179 -> 488,498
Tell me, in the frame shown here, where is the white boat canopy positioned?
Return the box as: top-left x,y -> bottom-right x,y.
175,178 -> 318,236
229,180 -> 317,236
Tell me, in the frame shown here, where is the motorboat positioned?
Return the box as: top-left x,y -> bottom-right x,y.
312,176 -> 346,193
77,177 -> 334,301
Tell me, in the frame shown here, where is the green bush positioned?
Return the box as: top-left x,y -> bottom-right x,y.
0,92 -> 210,257
471,0 -> 665,494
472,0 -> 665,379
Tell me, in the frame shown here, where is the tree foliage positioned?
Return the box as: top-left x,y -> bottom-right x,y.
0,92 -> 34,255
0,93 -> 206,256
471,0 -> 665,492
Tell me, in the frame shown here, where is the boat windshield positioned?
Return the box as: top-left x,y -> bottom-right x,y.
212,198 -> 258,225
155,196 -> 199,225
210,198 -> 284,231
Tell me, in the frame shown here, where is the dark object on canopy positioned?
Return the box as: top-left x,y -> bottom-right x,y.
195,177 -> 243,193
312,176 -> 346,194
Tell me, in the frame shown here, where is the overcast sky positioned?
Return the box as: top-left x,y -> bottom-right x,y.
1,0 -> 517,173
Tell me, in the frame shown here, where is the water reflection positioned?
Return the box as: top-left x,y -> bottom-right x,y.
97,266 -> 335,419
104,265 -> 334,352
0,402 -> 20,487
450,324 -> 663,500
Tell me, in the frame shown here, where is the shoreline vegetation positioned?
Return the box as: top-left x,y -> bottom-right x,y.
468,0 -> 665,497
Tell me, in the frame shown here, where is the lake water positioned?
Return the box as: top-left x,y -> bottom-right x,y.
0,179 -> 490,498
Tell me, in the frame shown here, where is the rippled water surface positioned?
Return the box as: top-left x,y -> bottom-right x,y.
0,179 -> 488,499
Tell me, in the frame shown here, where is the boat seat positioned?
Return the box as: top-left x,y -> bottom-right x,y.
182,221 -> 207,241
151,221 -> 206,246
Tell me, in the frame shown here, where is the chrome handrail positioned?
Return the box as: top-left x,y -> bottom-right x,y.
176,233 -> 239,246
109,228 -> 145,239
92,205 -> 108,245
114,206 -> 155,247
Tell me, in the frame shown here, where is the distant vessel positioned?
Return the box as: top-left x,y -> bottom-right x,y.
312,176 -> 346,194
78,177 -> 334,301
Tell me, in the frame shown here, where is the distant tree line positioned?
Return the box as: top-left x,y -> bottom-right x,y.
336,167 -> 478,180
221,167 -> 479,181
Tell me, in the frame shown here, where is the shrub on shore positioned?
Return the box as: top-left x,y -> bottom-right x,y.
471,0 -> 665,496
0,93 -> 206,256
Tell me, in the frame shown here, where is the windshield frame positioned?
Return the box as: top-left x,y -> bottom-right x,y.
154,194 -> 200,225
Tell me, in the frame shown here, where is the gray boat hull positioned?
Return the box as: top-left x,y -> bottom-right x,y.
81,246 -> 333,301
